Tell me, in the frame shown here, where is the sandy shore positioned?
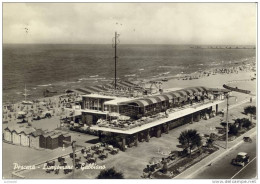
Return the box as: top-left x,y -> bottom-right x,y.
162,71 -> 255,93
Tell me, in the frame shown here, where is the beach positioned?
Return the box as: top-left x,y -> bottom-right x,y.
3,63 -> 256,131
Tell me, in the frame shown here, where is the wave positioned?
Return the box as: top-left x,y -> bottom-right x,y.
79,77 -> 105,81
125,74 -> 136,77
37,84 -> 52,87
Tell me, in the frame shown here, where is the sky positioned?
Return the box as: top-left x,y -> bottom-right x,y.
3,3 -> 257,45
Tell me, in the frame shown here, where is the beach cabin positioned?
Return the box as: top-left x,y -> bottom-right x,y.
3,127 -> 12,142
39,133 -> 49,148
12,130 -> 21,145
46,132 -> 61,150
20,132 -> 30,147
20,127 -> 36,147
30,129 -> 44,149
58,133 -> 71,147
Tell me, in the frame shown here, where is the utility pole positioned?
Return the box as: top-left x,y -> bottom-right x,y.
226,95 -> 229,149
225,94 -> 237,149
71,141 -> 76,179
63,140 -> 77,179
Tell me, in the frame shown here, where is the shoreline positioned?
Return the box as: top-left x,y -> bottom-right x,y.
3,56 -> 255,106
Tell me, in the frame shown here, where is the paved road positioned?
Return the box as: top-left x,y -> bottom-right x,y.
232,156 -> 257,179
190,134 -> 256,179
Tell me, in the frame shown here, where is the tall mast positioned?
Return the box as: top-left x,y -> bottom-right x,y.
113,32 -> 119,90
114,32 -> 117,90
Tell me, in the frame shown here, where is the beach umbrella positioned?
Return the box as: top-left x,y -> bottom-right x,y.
149,157 -> 161,164
18,111 -> 26,115
141,117 -> 147,121
118,115 -> 130,121
39,101 -> 46,105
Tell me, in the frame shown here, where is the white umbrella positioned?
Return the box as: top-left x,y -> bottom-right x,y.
118,115 -> 130,121
18,111 -> 26,115
149,157 -> 161,164
39,101 -> 46,105
141,117 -> 147,121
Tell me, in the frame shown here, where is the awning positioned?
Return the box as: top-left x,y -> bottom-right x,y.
199,86 -> 208,92
168,91 -> 181,98
188,87 -> 198,93
183,89 -> 193,95
194,87 -> 204,92
152,96 -> 162,102
128,100 -> 149,107
156,95 -> 169,101
164,93 -> 176,100
142,98 -> 155,105
178,90 -> 188,96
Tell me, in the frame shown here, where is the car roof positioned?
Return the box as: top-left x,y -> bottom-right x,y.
238,152 -> 248,156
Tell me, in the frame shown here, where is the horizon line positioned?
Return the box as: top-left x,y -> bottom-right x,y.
2,43 -> 256,46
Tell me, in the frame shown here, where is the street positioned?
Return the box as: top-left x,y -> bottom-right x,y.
190,134 -> 257,179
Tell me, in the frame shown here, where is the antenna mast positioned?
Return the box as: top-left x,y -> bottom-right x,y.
112,32 -> 120,90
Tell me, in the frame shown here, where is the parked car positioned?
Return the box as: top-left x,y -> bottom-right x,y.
231,152 -> 250,166
243,137 -> 252,143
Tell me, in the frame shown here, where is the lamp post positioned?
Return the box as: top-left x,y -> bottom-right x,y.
63,140 -> 76,179
225,94 -> 237,149
71,141 -> 76,179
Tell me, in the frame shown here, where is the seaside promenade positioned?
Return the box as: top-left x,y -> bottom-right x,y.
13,94 -> 256,179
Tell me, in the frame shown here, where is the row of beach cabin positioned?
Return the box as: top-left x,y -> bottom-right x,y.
3,125 -> 71,149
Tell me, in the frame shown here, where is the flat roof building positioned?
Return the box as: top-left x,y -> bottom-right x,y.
65,84 -> 230,151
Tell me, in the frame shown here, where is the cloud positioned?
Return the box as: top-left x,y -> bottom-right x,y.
3,3 -> 256,45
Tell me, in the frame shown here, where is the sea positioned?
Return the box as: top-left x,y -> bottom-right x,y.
3,44 -> 256,104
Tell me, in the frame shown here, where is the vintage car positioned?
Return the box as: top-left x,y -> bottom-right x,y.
231,152 -> 250,166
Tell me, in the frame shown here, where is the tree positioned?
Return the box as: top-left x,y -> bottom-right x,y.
229,124 -> 239,136
242,119 -> 252,129
97,167 -> 124,179
178,129 -> 202,157
234,118 -> 252,130
244,106 -> 256,116
244,105 -> 256,123
234,118 -> 243,130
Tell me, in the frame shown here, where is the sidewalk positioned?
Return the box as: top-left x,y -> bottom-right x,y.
174,127 -> 256,179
